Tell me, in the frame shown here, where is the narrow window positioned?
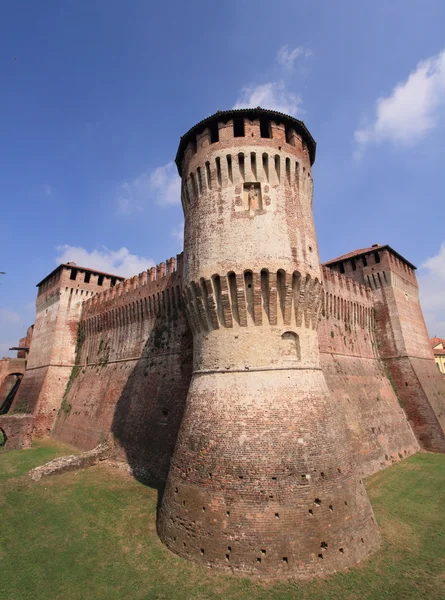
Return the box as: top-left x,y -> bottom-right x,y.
84,272 -> 91,283
209,121 -> 219,143
286,157 -> 291,183
216,157 -> 221,187
205,161 -> 212,189
374,252 -> 380,264
260,117 -> 271,138
233,118 -> 245,137
274,155 -> 280,182
285,126 -> 294,145
184,185 -> 190,205
111,277 -> 117,287
227,155 -> 233,183
197,167 -> 203,193
238,153 -> 245,181
228,272 -> 240,325
250,152 -> 257,180
70,268 -> 77,281
98,275 -> 104,286
351,258 -> 356,271
295,162 -> 300,186
277,269 -> 286,320
339,262 -> 345,274
362,255 -> 368,267
262,153 -> 269,182
190,172 -> 197,197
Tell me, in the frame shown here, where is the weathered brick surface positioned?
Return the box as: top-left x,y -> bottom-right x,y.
11,265 -> 123,437
0,414 -> 34,449
52,258 -> 193,482
318,266 -> 419,476
0,357 -> 27,413
327,247 -> 445,452
158,110 -> 380,578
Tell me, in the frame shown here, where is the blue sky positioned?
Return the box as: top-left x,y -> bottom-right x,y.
1,0 -> 445,353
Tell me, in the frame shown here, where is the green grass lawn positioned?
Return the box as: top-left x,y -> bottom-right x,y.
1,443 -> 444,600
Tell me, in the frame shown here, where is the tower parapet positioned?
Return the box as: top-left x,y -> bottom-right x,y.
325,245 -> 445,452
158,108 -> 380,578
12,263 -> 125,436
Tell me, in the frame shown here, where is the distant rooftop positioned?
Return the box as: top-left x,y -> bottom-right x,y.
323,244 -> 416,270
431,337 -> 445,349
36,263 -> 126,287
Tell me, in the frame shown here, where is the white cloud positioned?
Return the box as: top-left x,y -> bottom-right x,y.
233,81 -> 302,117
55,245 -> 154,278
42,183 -> 53,196
0,309 -> 25,358
0,342 -> 13,356
276,45 -> 311,70
355,49 -> 445,148
171,222 -> 184,246
418,242 -> 445,337
0,308 -> 21,325
117,161 -> 181,215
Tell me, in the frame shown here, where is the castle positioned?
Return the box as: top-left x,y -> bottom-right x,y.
1,108 -> 445,579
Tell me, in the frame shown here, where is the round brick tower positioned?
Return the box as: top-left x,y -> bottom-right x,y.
158,108 -> 380,578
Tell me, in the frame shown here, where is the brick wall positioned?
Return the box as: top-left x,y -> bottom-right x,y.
319,267 -> 419,476
52,256 -> 193,483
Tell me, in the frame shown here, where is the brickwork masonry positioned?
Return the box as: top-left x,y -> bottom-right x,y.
7,108 -> 445,581
52,255 -> 193,483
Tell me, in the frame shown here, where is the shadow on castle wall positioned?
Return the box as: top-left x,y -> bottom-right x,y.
110,309 -> 193,508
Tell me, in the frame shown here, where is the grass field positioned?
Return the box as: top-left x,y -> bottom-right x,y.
1,442 -> 444,600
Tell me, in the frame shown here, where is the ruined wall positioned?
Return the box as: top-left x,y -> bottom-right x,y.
52,255 -> 193,483
0,358 -> 28,443
17,325 -> 33,358
319,267 -> 419,476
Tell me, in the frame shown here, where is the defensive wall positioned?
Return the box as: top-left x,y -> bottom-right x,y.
326,245 -> 445,453
9,263 -> 125,440
318,266 -> 419,477
51,254 -> 193,483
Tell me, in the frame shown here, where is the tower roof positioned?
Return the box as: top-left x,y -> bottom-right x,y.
175,107 -> 316,176
36,264 -> 126,287
323,244 -> 416,270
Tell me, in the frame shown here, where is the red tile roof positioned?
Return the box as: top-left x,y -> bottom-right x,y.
323,245 -> 385,265
430,337 -> 445,349
36,264 -> 126,287
323,244 -> 416,270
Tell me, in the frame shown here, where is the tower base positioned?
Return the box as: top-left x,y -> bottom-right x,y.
158,369 -> 380,578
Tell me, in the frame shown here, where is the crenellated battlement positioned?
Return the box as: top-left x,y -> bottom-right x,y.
176,108 -> 316,180
321,266 -> 374,331
82,253 -> 183,318
180,147 -> 314,213
322,265 -> 373,298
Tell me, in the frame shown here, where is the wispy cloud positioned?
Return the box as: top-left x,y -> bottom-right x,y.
117,161 -> 181,215
355,49 -> 445,150
171,222 -> 184,247
0,308 -> 22,325
233,81 -> 303,116
276,45 -> 311,71
42,183 -> 53,196
418,241 -> 445,337
55,245 -> 154,277
0,308 -> 27,358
